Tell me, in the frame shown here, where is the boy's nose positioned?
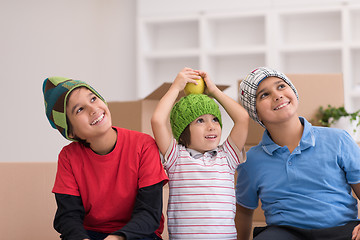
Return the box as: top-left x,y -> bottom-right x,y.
88,105 -> 97,115
207,121 -> 215,130
274,94 -> 283,101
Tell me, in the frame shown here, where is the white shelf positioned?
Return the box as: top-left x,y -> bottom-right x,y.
351,44 -> 360,50
349,8 -> 360,43
280,50 -> 342,74
279,43 -> 342,53
145,56 -> 200,89
351,49 -> 360,88
278,10 -> 341,45
205,14 -> 266,50
137,2 -> 360,111
140,17 -> 199,52
207,46 -> 266,56
144,49 -> 200,59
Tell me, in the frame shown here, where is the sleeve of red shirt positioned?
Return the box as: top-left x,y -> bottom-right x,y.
137,135 -> 169,188
52,147 -> 80,196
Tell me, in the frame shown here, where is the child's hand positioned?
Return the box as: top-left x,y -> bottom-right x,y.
197,70 -> 218,96
104,235 -> 125,240
352,224 -> 360,240
171,67 -> 201,92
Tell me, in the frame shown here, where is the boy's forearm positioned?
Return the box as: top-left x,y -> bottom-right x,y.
212,88 -> 249,124
152,85 -> 179,124
151,85 -> 180,154
153,67 -> 201,125
212,88 -> 249,150
151,87 -> 178,139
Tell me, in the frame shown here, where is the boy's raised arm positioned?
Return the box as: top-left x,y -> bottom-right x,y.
151,67 -> 201,156
198,71 -> 249,152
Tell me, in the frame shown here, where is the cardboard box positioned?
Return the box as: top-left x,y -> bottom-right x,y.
108,83 -> 229,136
240,73 -> 344,146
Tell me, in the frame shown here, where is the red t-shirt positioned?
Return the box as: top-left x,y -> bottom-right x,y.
52,126 -> 168,235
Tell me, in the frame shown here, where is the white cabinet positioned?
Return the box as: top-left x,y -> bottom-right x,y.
137,2 -> 360,111
349,7 -> 360,110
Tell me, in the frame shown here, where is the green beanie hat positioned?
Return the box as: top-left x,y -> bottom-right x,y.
42,76 -> 106,141
170,94 -> 222,141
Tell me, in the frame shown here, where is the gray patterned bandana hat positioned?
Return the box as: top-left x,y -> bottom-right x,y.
239,67 -> 299,128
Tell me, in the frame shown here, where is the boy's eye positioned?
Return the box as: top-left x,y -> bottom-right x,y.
259,92 -> 269,99
213,117 -> 219,122
91,96 -> 97,102
196,118 -> 204,123
76,107 -> 83,114
278,84 -> 286,89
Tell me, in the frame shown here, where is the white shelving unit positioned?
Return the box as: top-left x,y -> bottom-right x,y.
137,2 -> 360,111
137,16 -> 200,98
349,7 -> 360,110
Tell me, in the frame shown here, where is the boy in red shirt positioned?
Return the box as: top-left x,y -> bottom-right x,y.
43,77 -> 168,240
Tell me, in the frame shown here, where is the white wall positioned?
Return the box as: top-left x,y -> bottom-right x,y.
0,0 -> 136,162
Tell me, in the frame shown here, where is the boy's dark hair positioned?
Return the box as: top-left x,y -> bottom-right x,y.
65,88 -> 91,147
66,116 -> 91,148
178,125 -> 190,147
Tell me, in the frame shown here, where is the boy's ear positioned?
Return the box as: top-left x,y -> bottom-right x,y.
67,122 -> 75,139
68,131 -> 75,139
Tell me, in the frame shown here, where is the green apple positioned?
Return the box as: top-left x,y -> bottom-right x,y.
184,77 -> 205,95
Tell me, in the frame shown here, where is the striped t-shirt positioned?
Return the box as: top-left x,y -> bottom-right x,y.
164,137 -> 246,239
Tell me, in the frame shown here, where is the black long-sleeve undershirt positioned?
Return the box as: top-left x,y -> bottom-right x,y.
54,193 -> 88,240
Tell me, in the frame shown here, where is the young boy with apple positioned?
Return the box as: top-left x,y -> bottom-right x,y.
42,77 -> 168,240
236,67 -> 360,240
151,67 -> 249,239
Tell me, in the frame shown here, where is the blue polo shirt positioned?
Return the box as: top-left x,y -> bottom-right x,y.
236,117 -> 360,229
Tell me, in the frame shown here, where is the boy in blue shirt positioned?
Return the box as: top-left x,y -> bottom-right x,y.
236,67 -> 360,240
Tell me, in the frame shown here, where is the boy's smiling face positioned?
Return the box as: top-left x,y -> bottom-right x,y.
188,114 -> 221,153
66,87 -> 112,142
255,77 -> 299,127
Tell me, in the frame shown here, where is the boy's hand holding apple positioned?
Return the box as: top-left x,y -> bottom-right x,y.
184,77 -> 205,95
